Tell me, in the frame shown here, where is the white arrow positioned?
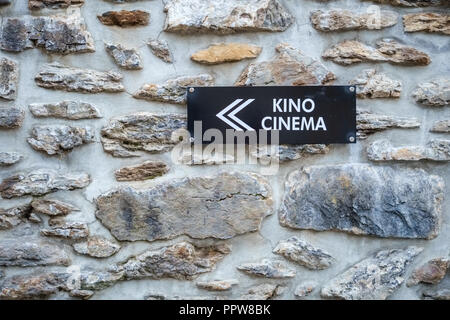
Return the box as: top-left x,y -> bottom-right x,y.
216,99 -> 255,131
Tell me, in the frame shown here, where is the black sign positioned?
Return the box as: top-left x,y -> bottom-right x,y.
187,86 -> 356,144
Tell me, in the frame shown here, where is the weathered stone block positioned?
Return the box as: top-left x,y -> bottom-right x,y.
29,101 -> 101,120
350,69 -> 402,99
191,43 -> 262,65
0,57 -> 18,101
412,78 -> 449,107
114,161 -> 168,181
0,106 -> 24,129
105,43 -> 142,70
98,10 -> 149,27
403,13 -> 450,35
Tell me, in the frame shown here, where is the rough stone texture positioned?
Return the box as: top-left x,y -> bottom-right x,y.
147,39 -> 172,63
412,78 -> 450,107
350,69 -> 402,99
294,281 -> 317,299
0,239 -> 70,267
0,107 -> 24,129
29,101 -> 101,120
0,169 -> 90,199
403,13 -> 450,35
250,144 -> 329,162
105,43 -> 142,70
31,199 -> 79,217
29,0 -> 84,10
0,152 -> 23,166
69,290 -> 94,300
0,9 -> 94,54
115,242 -> 230,280
41,219 -> 89,240
191,43 -> 262,65
423,288 -> 450,300
133,74 -> 214,104
273,237 -> 334,270
367,139 -> 450,162
356,109 -> 420,139
321,247 -> 422,300
237,259 -> 295,278
196,279 -> 238,291
27,125 -> 95,156
322,39 -> 431,66
35,62 -> 124,93
364,0 -> 448,7
431,120 -> 450,133
310,9 -> 398,31
279,164 -> 444,239
236,43 -> 335,86
114,161 -> 169,181
73,237 -> 121,258
0,204 -> 33,230
163,0 -> 293,34
240,283 -> 285,300
407,258 -> 450,286
100,113 -> 187,157
0,57 -> 19,101
96,172 -> 272,241
98,10 -> 149,27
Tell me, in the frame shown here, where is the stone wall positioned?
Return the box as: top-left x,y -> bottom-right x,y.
0,0 -> 449,300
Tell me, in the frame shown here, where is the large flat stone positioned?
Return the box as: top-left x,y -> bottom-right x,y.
0,8 -> 94,54
279,164 -> 444,239
321,246 -> 423,300
95,172 -> 272,241
29,101 -> 102,120
236,43 -> 336,86
367,139 -> 450,161
323,39 -> 431,66
100,113 -> 187,157
35,62 -> 124,93
0,57 -> 19,101
237,259 -> 296,278
163,0 -> 293,34
403,13 -> 450,35
191,43 -> 262,65
0,169 -> 90,199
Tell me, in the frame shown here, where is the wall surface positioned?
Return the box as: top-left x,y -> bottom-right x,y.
0,0 -> 449,300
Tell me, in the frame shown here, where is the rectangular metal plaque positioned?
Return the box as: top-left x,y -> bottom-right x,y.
187,86 -> 356,144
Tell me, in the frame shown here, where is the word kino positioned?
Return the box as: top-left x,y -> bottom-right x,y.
262,98 -> 327,131
187,86 -> 356,145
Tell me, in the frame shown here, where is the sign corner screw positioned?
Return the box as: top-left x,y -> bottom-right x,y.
349,136 -> 355,143
349,86 -> 355,92
189,87 -> 195,93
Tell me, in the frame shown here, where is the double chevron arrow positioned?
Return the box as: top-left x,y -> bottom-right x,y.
216,99 -> 255,131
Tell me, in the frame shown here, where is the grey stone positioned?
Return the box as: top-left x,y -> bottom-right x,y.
196,279 -> 238,291
114,161 -> 169,181
27,125 -> 95,156
105,43 -> 142,70
31,199 -> 79,216
431,120 -> 450,133
236,43 -> 336,86
73,237 -> 121,258
237,259 -> 296,278
412,78 -> 449,107
273,237 -> 334,270
29,101 -> 102,120
163,0 -> 293,34
100,113 -> 187,157
279,164 -> 444,239
145,293 -> 223,300
69,289 -> 94,300
310,9 -> 398,31
294,281 -> 317,298
114,242 -> 230,280
0,152 -> 23,166
250,144 -> 329,163
364,0 -> 448,7
0,8 -> 94,54
0,169 -> 90,199
350,69 -> 402,99
78,268 -> 124,291
321,247 -> 423,300
367,139 -> 450,162
407,258 -> 450,286
96,172 -> 272,241
0,238 -> 71,267
240,283 -> 285,300
41,219 -> 89,240
133,74 -> 214,104
0,106 -> 24,129
176,148 -> 235,166
0,204 -> 33,230
423,288 -> 450,300
403,13 -> 450,35
323,39 -> 431,66
0,57 -> 19,101
29,0 -> 84,10
148,39 -> 172,63
35,62 -> 124,93
357,108 -> 420,140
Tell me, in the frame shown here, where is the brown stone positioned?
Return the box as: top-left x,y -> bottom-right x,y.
98,10 -> 149,27
403,13 -> 450,35
191,43 -> 262,65
407,258 -> 450,286
31,199 -> 79,216
114,161 -> 169,181
29,0 -> 84,10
